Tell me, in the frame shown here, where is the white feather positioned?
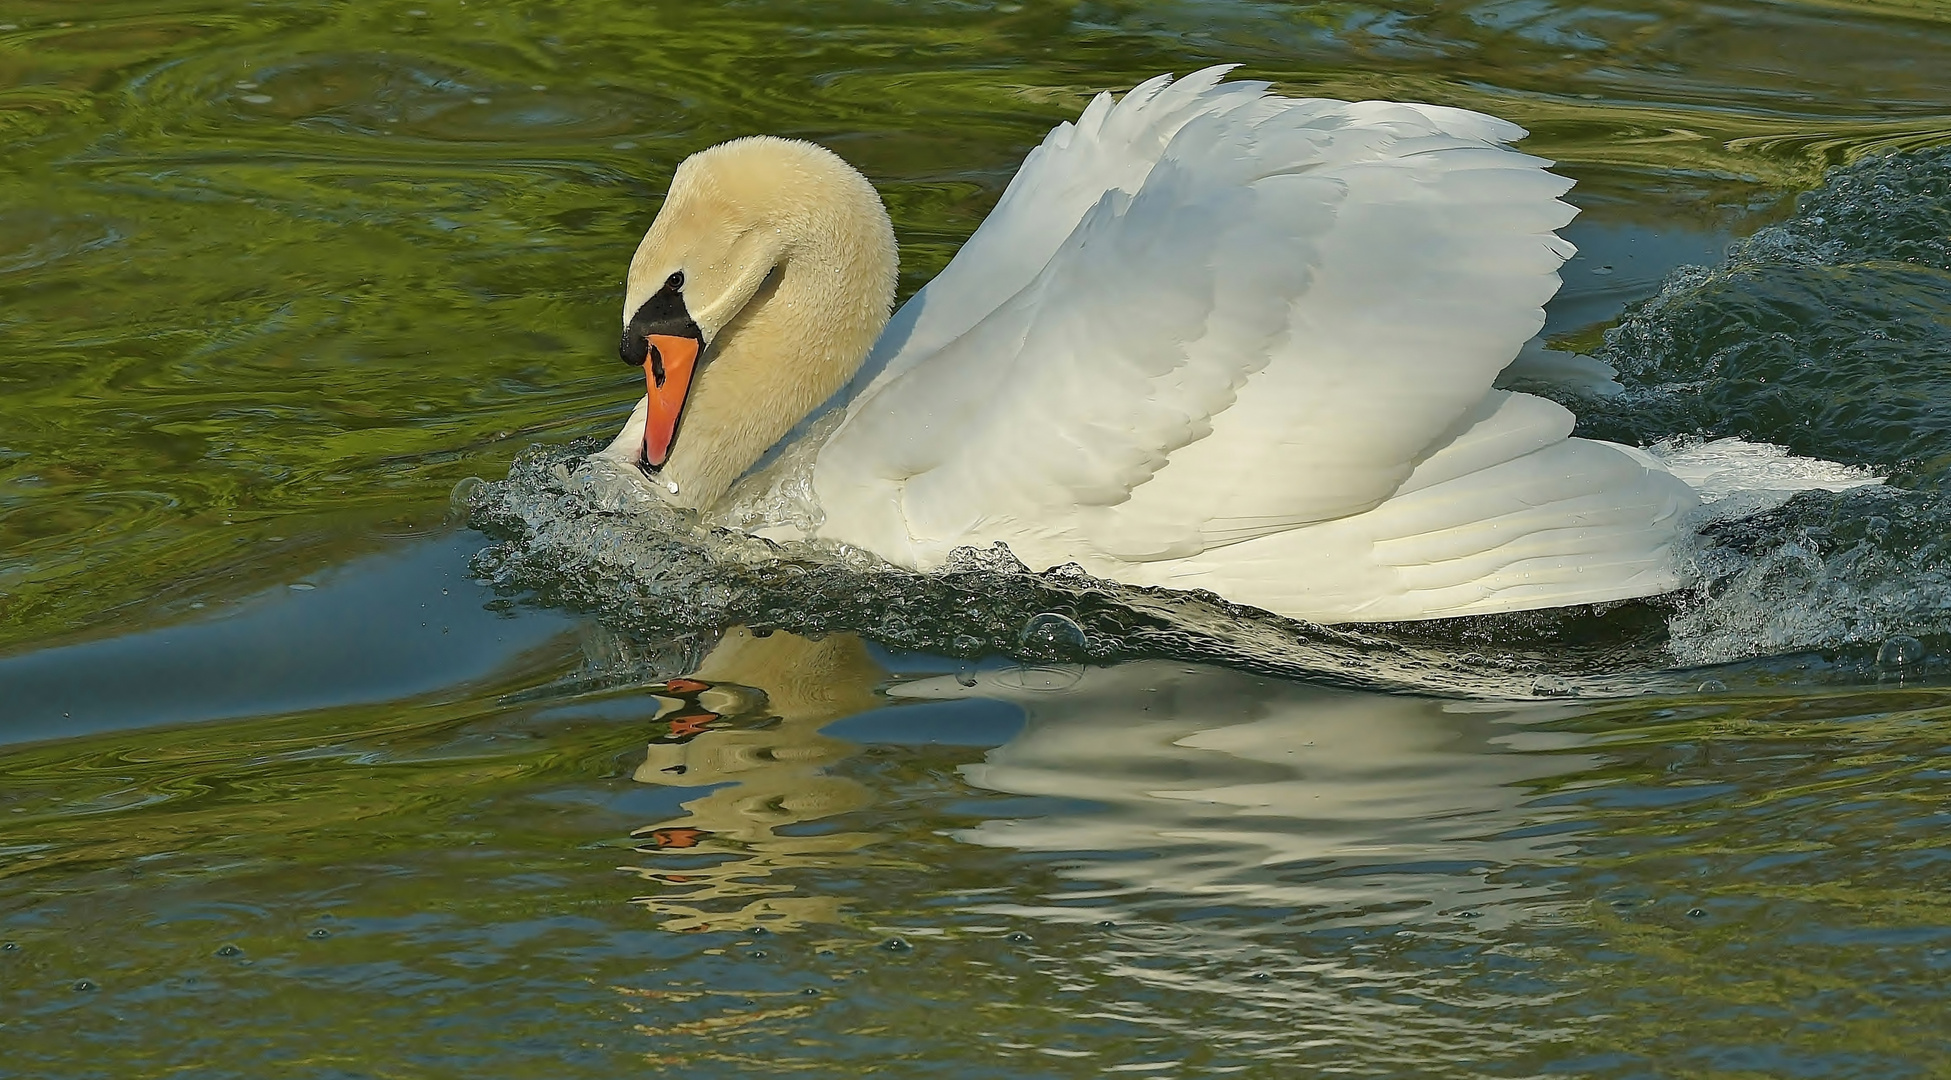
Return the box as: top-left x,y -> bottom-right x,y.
811,68 -> 1700,622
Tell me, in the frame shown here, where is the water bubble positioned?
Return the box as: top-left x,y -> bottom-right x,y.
1696,678 -> 1728,693
449,475 -> 484,515
215,944 -> 242,957
954,667 -> 978,687
1005,931 -> 1032,944
288,583 -> 315,591
307,928 -> 331,939
1877,635 -> 1924,668
748,950 -> 768,959
1,941 -> 16,951
1019,612 -> 1086,652
1530,675 -> 1575,698
72,979 -> 96,992
800,987 -> 821,996
240,94 -> 274,105
879,937 -> 911,952
1686,908 -> 1707,919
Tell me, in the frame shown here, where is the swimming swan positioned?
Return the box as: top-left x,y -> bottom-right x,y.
591,68 -> 1773,623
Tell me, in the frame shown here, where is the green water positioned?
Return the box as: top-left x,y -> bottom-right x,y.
4,0 -> 1951,1075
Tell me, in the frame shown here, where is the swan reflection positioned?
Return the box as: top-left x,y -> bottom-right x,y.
626,629 -> 1604,934
622,627 -> 883,932
898,661 -> 1602,928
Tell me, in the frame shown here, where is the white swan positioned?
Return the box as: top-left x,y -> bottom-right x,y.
592,67 -> 1851,624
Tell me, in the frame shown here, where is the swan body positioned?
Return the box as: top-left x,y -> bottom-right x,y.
596,69 -> 1786,623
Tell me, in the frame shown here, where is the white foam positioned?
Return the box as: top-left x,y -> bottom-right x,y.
1651,437 -> 1882,510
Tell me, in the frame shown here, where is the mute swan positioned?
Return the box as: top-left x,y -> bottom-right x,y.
590,67 -> 1834,623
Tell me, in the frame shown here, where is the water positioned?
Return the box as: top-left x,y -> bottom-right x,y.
5,0 -> 1951,1075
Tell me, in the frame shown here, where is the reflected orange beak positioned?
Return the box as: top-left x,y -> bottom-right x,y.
643,333 -> 701,467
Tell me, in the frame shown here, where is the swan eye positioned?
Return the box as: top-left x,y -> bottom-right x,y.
665,271 -> 684,291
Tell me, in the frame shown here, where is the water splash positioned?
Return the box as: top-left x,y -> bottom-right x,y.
1565,146 -> 1951,670
467,446 -> 1693,696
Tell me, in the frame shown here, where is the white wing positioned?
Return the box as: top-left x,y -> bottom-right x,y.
813,70 -> 1696,622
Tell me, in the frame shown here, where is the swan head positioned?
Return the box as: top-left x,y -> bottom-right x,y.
613,136 -> 898,506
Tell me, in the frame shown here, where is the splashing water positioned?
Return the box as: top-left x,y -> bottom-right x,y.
469,148 -> 1951,691
1569,146 -> 1951,670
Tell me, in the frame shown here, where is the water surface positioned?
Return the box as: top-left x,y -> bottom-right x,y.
4,0 -> 1951,1075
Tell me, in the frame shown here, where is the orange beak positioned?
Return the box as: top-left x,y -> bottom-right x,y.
643,334 -> 702,467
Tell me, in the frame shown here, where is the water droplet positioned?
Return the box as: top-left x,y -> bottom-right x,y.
72,979 -> 96,992
800,987 -> 820,996
1005,931 -> 1032,944
308,928 -> 331,939
1696,678 -> 1727,693
1878,635 -> 1924,668
880,937 -> 911,952
954,668 -> 978,687
1018,612 -> 1086,652
666,479 -> 680,496
1248,971 -> 1273,982
1,941 -> 17,951
748,950 -> 767,958
1686,908 -> 1707,919
215,944 -> 241,957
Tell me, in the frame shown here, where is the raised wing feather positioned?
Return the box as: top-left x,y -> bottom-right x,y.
852,66 -> 1270,395
814,72 -> 1645,617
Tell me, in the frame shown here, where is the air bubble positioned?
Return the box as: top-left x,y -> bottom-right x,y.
1696,678 -> 1727,693
880,937 -> 911,952
1878,635 -> 1924,668
215,944 -> 242,957
1530,675 -> 1575,698
1019,612 -> 1086,652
